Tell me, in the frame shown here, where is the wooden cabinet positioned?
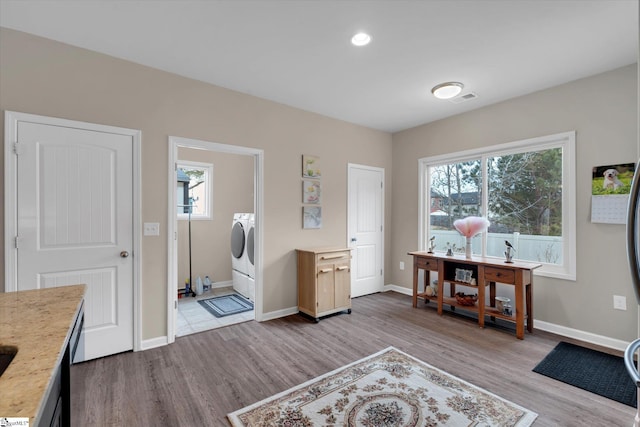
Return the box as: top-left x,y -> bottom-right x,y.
297,248 -> 352,322
409,251 -> 540,339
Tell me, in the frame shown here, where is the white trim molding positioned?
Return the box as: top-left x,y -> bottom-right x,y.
261,306 -> 300,322
418,131 -> 576,281
4,110 -> 143,353
140,336 -> 169,351
167,136 -> 265,345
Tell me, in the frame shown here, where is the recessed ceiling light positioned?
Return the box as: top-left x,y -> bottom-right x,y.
351,32 -> 371,46
431,82 -> 464,99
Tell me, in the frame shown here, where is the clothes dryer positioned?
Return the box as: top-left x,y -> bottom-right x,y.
245,214 -> 255,301
231,213 -> 250,276
246,214 -> 255,279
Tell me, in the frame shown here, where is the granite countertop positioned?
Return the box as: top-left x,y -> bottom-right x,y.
0,285 -> 85,424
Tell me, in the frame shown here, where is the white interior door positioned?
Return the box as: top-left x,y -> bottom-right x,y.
348,164 -> 384,298
13,119 -> 135,361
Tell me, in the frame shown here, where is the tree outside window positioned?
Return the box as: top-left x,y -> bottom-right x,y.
422,132 -> 575,279
177,161 -> 212,219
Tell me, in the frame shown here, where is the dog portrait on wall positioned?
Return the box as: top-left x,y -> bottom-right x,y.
591,162 -> 636,224
592,163 -> 635,195
602,168 -> 623,190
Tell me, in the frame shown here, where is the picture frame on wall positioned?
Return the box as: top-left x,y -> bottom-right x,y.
303,206 -> 322,229
302,155 -> 321,179
302,180 -> 321,204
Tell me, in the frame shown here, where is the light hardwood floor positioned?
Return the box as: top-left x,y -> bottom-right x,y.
71,291 -> 635,426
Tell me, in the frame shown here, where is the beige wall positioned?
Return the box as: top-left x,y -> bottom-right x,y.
0,28 -> 393,340
176,148 -> 254,287
391,64 -> 639,342
1,27 -> 637,345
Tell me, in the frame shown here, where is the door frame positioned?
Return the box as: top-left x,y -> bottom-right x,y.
347,163 -> 385,295
4,110 -> 143,352
167,136 -> 264,343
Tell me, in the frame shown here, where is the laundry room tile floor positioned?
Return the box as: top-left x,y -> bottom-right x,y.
176,286 -> 254,337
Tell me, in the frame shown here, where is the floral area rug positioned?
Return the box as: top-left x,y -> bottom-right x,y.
227,347 -> 537,426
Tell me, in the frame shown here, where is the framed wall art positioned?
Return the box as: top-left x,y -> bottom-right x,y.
302,180 -> 321,204
302,155 -> 321,179
303,206 -> 322,229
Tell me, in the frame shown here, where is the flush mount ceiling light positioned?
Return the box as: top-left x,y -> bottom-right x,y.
351,32 -> 371,46
431,82 -> 464,99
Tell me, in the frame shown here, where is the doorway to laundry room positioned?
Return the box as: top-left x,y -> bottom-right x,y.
167,136 -> 263,340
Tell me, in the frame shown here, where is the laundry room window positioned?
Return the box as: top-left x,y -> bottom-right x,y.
177,161 -> 213,220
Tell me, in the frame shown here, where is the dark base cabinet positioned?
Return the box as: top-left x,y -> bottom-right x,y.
37,301 -> 84,427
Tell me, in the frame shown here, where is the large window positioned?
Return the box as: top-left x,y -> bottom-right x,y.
420,132 -> 575,280
177,161 -> 213,220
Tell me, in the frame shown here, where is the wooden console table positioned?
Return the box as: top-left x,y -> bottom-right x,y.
408,251 -> 541,339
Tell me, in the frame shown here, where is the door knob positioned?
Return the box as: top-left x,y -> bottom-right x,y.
351,237 -> 357,242
120,251 -> 129,258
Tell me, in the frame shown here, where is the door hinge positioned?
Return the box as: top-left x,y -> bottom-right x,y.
380,269 -> 383,276
14,236 -> 20,249
13,142 -> 24,156
175,300 -> 178,309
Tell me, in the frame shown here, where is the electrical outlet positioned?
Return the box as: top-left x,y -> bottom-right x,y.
144,222 -> 160,236
613,295 -> 627,311
399,261 -> 405,270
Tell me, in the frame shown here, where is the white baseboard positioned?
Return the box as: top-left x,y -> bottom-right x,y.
260,306 -> 299,322
384,284 -> 412,295
146,285 -> 631,353
533,320 -> 629,352
140,336 -> 168,351
383,283 -> 630,352
212,280 -> 233,289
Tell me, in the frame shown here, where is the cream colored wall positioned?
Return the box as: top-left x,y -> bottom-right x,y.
2,26 -> 636,345
391,64 -> 639,342
176,147 -> 254,288
0,28 -> 393,340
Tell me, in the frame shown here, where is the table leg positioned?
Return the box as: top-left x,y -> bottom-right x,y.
477,268 -> 485,329
489,281 -> 496,321
515,281 -> 524,339
437,275 -> 444,316
526,283 -> 533,333
412,257 -> 418,308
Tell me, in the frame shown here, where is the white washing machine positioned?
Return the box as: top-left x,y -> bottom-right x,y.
231,213 -> 253,299
231,213 -> 250,275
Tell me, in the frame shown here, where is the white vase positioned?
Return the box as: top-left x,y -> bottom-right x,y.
465,237 -> 472,259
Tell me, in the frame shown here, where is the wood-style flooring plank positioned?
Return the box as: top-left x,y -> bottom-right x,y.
71,291 -> 635,426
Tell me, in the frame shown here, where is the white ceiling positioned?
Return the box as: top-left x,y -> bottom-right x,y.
1,0 -> 637,133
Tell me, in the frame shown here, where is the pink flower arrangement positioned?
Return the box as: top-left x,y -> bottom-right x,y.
453,216 -> 490,238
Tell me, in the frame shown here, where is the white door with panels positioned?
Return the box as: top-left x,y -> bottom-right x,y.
348,164 -> 384,298
7,113 -> 137,361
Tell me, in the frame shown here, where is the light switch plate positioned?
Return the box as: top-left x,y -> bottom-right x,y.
613,295 -> 627,311
144,222 -> 160,236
